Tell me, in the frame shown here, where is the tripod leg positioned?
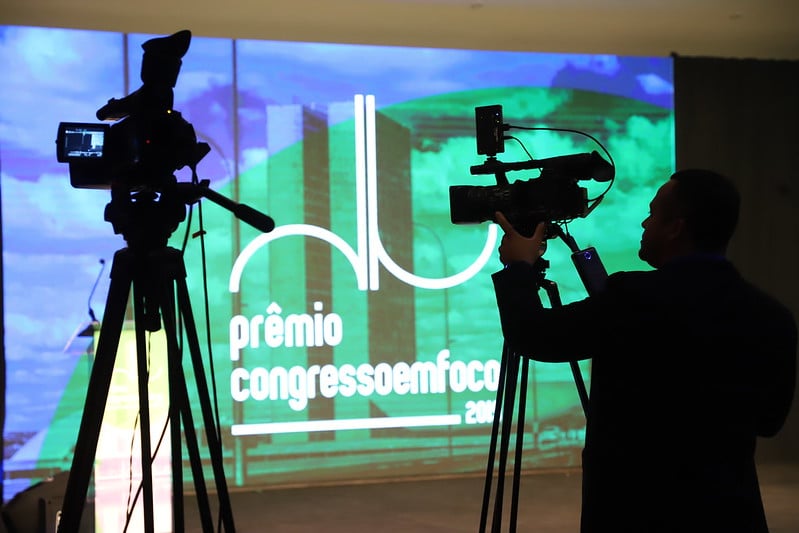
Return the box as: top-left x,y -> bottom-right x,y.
480,342 -> 511,533
542,281 -> 589,418
170,378 -> 186,533
176,382 -> 215,532
58,251 -> 133,532
569,361 -> 590,416
175,264 -> 236,531
492,351 -> 520,533
158,275 -> 214,532
132,280 -> 156,533
509,357 -> 530,533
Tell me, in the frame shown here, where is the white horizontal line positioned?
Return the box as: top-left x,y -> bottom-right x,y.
231,415 -> 463,436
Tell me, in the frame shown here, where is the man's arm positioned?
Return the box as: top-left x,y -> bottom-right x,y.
492,262 -> 599,362
492,261 -> 544,355
492,211 -> 602,362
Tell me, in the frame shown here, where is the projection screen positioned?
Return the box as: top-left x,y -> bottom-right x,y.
0,26 -> 674,514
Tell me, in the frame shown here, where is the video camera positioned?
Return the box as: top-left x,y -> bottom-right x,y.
55,30 -> 209,190
449,105 -> 614,236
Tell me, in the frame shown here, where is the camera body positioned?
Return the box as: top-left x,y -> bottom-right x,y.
449,173 -> 587,237
55,30 -> 208,190
449,105 -> 612,236
56,110 -> 206,189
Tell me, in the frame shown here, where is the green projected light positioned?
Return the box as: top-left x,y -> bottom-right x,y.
0,26 -> 674,506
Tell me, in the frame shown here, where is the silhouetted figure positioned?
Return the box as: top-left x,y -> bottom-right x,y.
492,169 -> 797,532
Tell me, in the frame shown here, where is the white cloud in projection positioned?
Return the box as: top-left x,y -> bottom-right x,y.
128,33 -> 235,101
0,27 -> 122,156
2,169 -> 116,431
237,40 -> 477,76
2,172 -> 111,240
234,40 -> 581,107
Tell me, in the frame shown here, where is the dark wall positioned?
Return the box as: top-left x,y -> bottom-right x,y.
674,56 -> 799,463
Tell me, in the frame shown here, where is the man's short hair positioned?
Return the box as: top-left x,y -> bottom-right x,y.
669,169 -> 740,252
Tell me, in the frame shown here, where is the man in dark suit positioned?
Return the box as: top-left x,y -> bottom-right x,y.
492,169 -> 797,532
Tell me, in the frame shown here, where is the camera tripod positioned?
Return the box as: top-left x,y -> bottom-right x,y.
479,227 -> 607,533
57,182 -> 273,532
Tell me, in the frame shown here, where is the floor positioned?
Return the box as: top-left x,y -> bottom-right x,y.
181,462 -> 799,533
3,461 -> 796,532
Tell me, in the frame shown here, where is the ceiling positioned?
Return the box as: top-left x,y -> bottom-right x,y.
2,0 -> 798,60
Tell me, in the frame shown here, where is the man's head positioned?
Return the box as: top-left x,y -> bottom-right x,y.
638,169 -> 740,268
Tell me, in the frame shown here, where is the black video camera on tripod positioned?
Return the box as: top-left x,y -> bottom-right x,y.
453,105 -> 612,532
449,104 -> 615,238
55,30 -> 208,191
54,30 -> 273,533
55,30 -> 271,254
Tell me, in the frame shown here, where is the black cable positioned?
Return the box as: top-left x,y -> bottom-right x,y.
123,414 -> 171,533
181,204 -> 194,254
505,135 -> 534,161
191,166 -> 224,453
507,125 -> 615,167
125,412 -> 139,527
123,331 -> 153,529
122,334 -> 175,533
183,164 -> 225,532
506,125 -> 616,208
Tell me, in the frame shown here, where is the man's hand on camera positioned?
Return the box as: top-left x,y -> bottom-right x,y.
495,212 -> 546,266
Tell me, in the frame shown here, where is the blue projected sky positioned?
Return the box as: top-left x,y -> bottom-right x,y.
0,25 -> 674,504
0,25 -> 674,434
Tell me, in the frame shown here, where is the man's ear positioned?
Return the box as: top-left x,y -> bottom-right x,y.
665,216 -> 687,241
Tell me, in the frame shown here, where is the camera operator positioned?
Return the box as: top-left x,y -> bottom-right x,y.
492,169 -> 797,532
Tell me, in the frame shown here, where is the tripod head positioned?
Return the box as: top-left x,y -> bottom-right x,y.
104,178 -> 275,252
530,255 -> 551,289
103,176 -> 275,332
105,182 -> 185,252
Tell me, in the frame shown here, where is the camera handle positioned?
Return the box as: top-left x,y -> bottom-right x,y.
474,155 -> 510,185
479,228 -> 607,533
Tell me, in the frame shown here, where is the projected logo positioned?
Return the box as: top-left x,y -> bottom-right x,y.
228,94 -> 498,293
226,95 -> 503,438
